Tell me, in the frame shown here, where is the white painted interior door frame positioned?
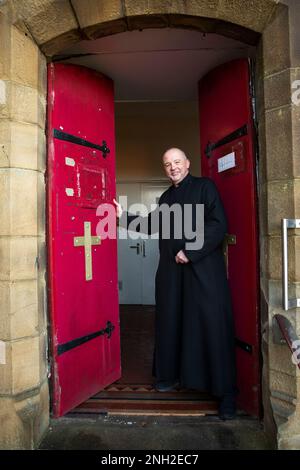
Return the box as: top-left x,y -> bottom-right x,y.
117,181 -> 169,305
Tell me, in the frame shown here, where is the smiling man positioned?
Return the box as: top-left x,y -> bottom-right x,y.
162,148 -> 191,265
162,148 -> 190,185
115,148 -> 237,420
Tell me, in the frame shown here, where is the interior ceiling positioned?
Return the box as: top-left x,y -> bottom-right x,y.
59,28 -> 255,102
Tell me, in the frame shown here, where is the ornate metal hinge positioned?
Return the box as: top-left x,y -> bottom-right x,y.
57,321 -> 115,355
205,125 -> 248,158
53,129 -> 110,158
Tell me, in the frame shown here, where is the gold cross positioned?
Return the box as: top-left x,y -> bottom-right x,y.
74,221 -> 101,281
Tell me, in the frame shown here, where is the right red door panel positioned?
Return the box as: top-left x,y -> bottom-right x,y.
199,59 -> 260,416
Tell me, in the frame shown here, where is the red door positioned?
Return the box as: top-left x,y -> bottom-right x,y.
199,59 -> 260,416
47,64 -> 121,417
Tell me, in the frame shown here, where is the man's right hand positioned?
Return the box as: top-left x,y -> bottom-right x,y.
113,198 -> 123,218
175,250 -> 190,264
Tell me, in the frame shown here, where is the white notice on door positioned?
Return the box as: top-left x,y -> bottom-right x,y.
218,152 -> 236,173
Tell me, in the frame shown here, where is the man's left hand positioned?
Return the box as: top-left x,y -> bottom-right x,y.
175,250 -> 190,264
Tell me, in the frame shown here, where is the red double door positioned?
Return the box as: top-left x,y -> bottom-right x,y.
47,59 -> 260,417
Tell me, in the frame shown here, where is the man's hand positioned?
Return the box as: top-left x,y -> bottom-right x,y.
175,250 -> 190,264
113,198 -> 123,218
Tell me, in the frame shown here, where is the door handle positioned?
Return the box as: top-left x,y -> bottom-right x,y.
282,219 -> 300,310
222,234 -> 236,278
130,243 -> 140,255
142,241 -> 146,257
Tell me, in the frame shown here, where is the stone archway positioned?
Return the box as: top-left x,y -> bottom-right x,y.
0,0 -> 299,450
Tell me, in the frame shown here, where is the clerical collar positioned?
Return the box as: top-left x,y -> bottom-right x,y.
173,172 -> 191,188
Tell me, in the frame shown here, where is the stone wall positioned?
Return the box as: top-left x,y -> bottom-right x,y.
255,0 -> 300,449
0,12 -> 49,449
0,0 -> 299,449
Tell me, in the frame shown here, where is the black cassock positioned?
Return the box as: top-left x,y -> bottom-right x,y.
125,173 -> 236,397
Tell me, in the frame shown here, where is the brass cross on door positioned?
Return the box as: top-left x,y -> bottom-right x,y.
74,221 -> 101,281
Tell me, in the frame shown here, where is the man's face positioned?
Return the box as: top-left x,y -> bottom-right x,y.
163,150 -> 190,185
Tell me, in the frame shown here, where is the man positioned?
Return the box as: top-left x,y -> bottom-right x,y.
114,148 -> 237,420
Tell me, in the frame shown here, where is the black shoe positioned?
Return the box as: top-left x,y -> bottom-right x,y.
218,392 -> 237,421
155,380 -> 180,392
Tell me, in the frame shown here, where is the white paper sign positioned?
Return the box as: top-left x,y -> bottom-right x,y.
218,152 -> 236,173
65,188 -> 74,196
65,157 -> 75,167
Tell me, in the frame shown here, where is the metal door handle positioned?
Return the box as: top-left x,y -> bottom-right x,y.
142,241 -> 146,257
222,233 -> 236,278
130,243 -> 140,255
282,219 -> 300,310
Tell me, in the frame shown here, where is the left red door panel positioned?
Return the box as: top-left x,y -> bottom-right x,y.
47,63 -> 121,417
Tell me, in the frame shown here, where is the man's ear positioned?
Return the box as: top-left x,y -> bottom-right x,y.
187,159 -> 191,169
